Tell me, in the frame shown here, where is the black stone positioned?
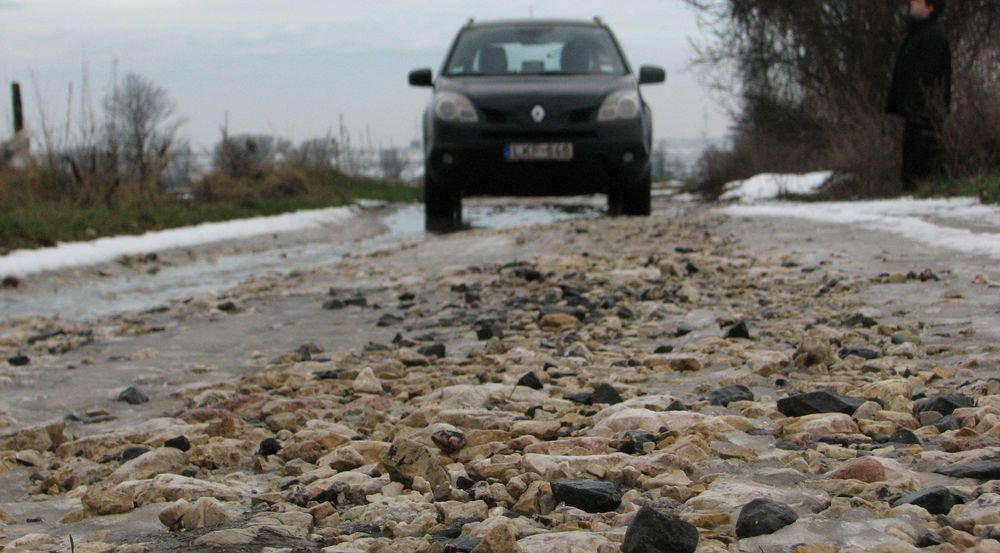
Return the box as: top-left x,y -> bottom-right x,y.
724,321 -> 752,339
7,353 -> 30,366
362,342 -> 391,353
915,395 -> 975,417
120,446 -> 151,462
312,487 -> 340,505
735,498 -> 799,538
398,291 -> 416,301
934,460 -> 1000,480
842,312 -> 878,328
564,392 -> 593,405
622,506 -> 699,553
164,435 -> 191,452
516,372 -> 544,391
338,523 -> 384,538
342,294 -> 368,307
684,261 -> 700,274
436,536 -> 481,553
217,301 -> 239,313
707,384 -> 754,407
417,343 -> 446,358
916,532 -> 946,548
612,431 -> 657,455
553,479 -> 622,513
314,369 -> 340,380
674,246 -> 697,254
654,344 -> 674,354
592,383 -> 623,405
117,386 -> 149,405
1,276 -> 19,288
839,347 -> 881,360
776,391 -> 864,417
322,298 -> 346,310
666,400 -> 689,411
27,329 -> 66,344
475,322 -> 504,340
892,486 -> 960,515
513,267 -> 543,282
935,415 -> 960,432
888,428 -> 921,445
376,313 -> 402,327
455,476 -> 475,491
259,438 -> 282,457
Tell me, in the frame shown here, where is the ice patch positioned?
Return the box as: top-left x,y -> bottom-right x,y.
721,197 -> 1000,259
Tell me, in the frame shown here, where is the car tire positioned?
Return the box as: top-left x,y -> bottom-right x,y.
424,174 -> 462,231
621,168 -> 651,216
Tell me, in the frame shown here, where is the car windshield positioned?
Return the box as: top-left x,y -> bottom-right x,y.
443,23 -> 628,77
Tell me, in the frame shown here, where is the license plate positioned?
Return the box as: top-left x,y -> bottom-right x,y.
504,142 -> 573,161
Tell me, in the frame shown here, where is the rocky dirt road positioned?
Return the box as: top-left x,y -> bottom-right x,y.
0,199 -> 998,553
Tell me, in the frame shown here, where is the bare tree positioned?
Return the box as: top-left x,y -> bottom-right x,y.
102,72 -> 182,197
378,146 -> 406,181
682,0 -> 1000,182
294,135 -> 338,169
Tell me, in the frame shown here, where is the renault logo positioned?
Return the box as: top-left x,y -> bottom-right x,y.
531,105 -> 545,123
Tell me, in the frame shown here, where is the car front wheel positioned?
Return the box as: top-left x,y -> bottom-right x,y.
424,174 -> 462,231
621,168 -> 651,216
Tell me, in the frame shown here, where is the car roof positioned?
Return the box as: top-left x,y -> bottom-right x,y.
464,18 -> 605,30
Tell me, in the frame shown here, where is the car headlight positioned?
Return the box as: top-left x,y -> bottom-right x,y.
597,89 -> 641,121
434,91 -> 479,123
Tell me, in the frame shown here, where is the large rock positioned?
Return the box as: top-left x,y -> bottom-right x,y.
622,506 -> 699,553
117,473 -> 248,505
825,457 -> 886,483
518,531 -> 617,553
934,460 -> 1000,480
777,391 -> 865,417
381,438 -> 452,500
735,498 -> 799,538
948,493 -> 1000,532
107,447 -> 188,484
82,485 -> 136,515
891,486 -> 962,515
0,421 -> 68,452
158,497 -> 239,531
779,413 -> 860,438
913,395 -> 975,416
552,479 -> 622,513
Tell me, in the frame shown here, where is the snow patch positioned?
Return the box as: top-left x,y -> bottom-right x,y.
721,171 -> 832,203
0,206 -> 357,277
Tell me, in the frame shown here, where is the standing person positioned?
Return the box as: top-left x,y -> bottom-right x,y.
886,0 -> 952,192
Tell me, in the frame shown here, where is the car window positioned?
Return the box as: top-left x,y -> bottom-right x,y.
444,24 -> 628,76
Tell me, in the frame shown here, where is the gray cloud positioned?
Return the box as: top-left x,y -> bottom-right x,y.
0,1 -> 21,9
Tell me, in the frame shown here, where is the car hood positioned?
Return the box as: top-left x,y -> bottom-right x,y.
438,75 -> 634,108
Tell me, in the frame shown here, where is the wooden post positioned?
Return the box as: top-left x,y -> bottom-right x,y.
11,82 -> 24,133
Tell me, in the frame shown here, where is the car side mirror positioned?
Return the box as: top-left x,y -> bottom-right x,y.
409,68 -> 433,87
638,65 -> 666,85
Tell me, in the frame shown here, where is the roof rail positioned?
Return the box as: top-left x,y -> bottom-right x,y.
465,17 -> 474,27
593,16 -> 605,26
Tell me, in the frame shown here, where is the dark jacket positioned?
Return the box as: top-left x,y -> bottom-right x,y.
886,18 -> 952,123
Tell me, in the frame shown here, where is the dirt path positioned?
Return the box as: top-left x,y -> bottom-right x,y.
0,197 -> 997,553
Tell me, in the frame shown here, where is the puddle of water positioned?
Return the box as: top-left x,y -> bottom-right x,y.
1,199 -> 604,322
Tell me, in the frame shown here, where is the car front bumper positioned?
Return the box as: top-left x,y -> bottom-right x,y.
425,120 -> 650,196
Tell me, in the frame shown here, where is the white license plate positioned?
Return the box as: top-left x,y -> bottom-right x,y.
504,142 -> 574,161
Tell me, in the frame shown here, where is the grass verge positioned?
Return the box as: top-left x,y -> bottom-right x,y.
0,170 -> 421,255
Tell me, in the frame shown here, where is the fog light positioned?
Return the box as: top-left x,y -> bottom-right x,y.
442,154 -> 455,165
623,152 -> 635,163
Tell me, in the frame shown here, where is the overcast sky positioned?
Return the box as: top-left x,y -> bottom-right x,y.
0,0 -> 732,153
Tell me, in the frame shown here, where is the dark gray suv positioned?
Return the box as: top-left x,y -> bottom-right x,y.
409,17 -> 665,231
